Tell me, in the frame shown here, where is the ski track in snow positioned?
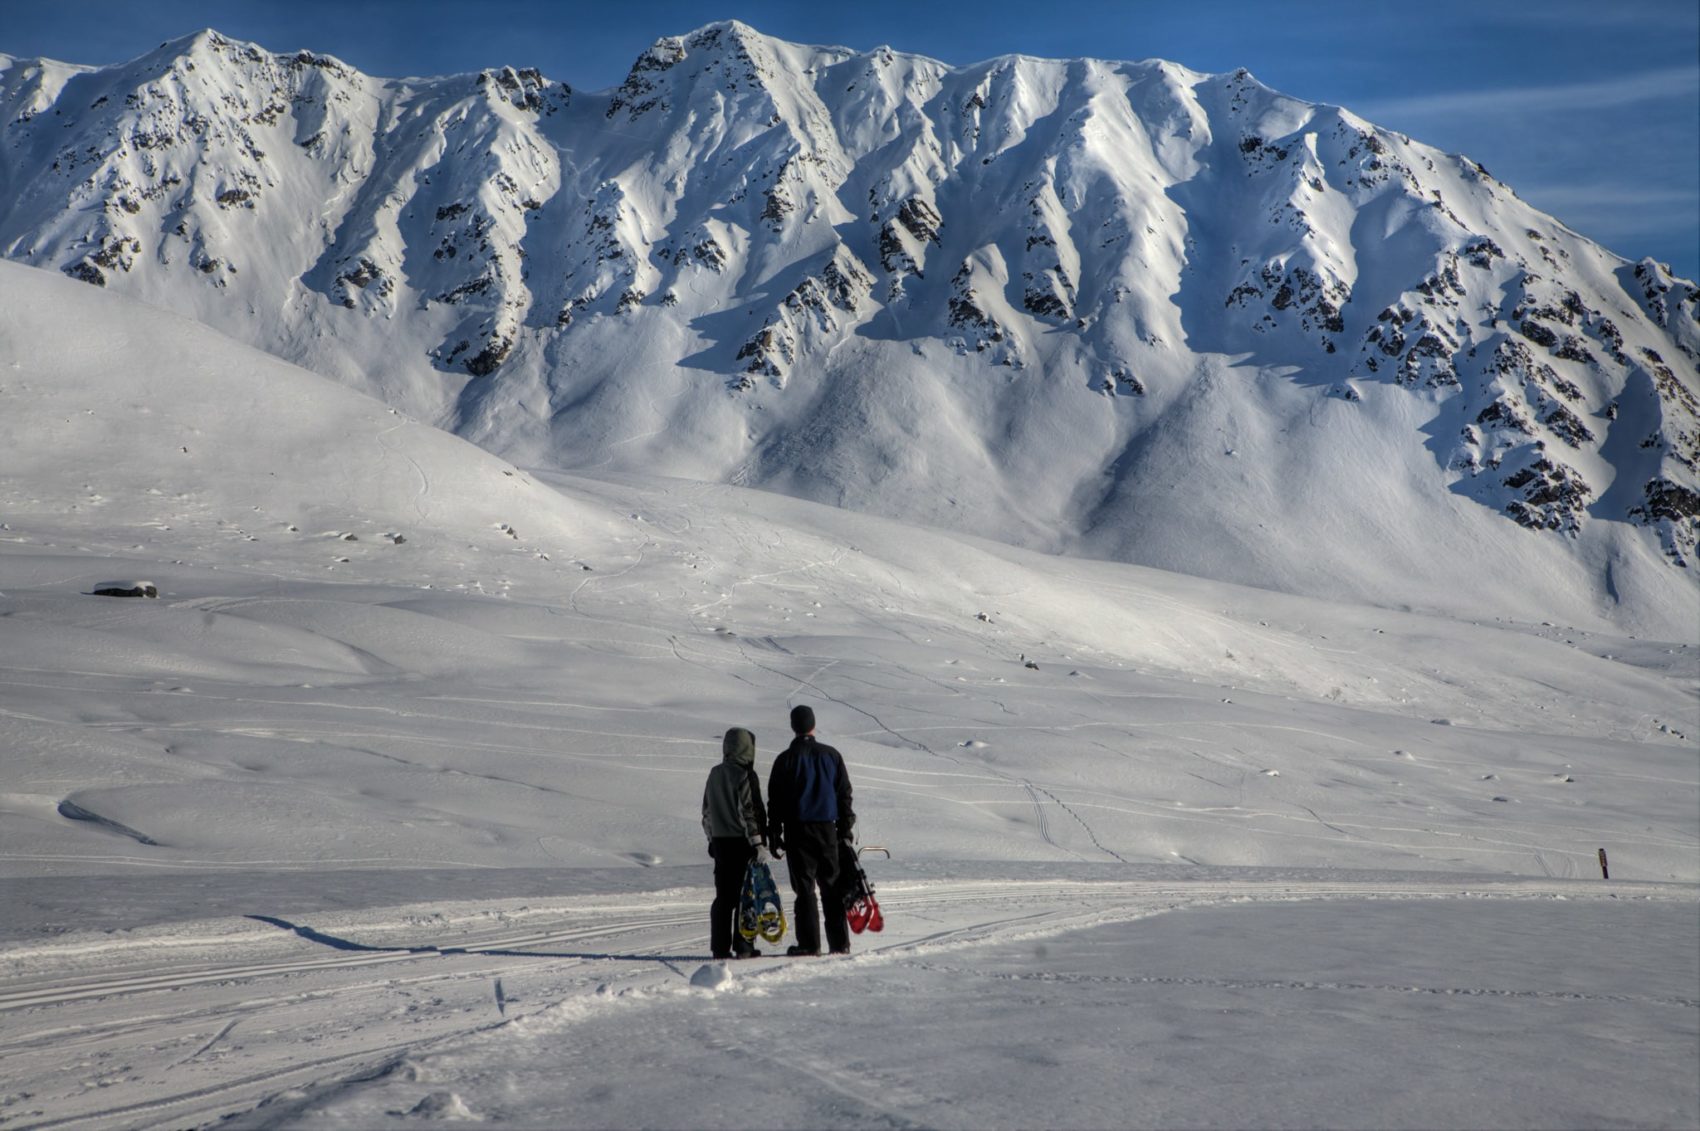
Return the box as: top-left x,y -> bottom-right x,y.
1,876 -> 1691,1129
731,639 -> 1142,861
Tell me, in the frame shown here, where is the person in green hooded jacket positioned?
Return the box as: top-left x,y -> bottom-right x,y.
702,726 -> 772,959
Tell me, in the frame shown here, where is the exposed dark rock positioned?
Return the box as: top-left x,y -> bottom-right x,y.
90,236 -> 141,272
895,197 -> 941,245
1476,397 -> 1535,435
1462,238 -> 1504,268
760,182 -> 795,227
92,580 -> 157,597
1554,335 -> 1595,365
66,261 -> 107,286
948,263 -> 1008,349
1632,478 -> 1700,524
1399,332 -> 1459,387
465,335 -> 512,376
607,37 -> 684,119
820,251 -> 874,310
1629,477 -> 1700,565
1256,263 -> 1347,344
1022,289 -> 1069,319
1540,403 -> 1594,448
691,235 -> 726,272
736,324 -> 793,378
1502,457 -> 1591,535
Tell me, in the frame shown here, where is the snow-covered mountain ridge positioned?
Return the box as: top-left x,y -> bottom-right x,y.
1,22 -> 1696,629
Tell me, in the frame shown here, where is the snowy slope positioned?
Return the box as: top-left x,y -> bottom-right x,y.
0,256 -> 1696,1129
1,23 -> 1696,633
3,256 -> 1695,877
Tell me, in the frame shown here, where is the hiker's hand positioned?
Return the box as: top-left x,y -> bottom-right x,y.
754,845 -> 771,865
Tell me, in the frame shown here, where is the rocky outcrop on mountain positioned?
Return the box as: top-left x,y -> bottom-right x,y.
1,21 -> 1695,624
735,246 -> 874,387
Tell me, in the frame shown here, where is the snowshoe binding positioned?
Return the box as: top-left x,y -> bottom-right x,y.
738,860 -> 787,945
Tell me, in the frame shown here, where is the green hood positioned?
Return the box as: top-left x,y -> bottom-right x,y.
722,727 -> 756,767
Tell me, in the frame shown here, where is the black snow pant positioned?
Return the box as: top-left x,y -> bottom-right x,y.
710,837 -> 758,958
783,822 -> 850,954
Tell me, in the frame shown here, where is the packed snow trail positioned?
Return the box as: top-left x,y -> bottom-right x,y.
2,871 -> 1693,1129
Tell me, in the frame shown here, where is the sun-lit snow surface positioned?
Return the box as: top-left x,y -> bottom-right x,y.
1,260 -> 1696,1127
1,22 -> 1698,634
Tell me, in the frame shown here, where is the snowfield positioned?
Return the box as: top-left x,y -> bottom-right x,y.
0,259 -> 1696,1129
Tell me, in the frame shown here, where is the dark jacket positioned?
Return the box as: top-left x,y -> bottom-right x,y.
767,735 -> 854,843
702,727 -> 767,845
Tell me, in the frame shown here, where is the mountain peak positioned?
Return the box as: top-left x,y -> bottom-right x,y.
1,22 -> 1694,630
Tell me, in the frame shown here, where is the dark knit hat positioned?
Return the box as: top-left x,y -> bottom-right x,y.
790,704 -> 815,734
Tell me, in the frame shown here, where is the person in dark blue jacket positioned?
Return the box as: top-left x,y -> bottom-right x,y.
766,703 -> 855,955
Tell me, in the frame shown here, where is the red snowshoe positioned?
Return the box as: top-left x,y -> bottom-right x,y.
839,842 -> 886,934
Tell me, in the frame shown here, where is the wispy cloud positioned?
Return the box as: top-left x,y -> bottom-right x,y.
1511,181 -> 1699,272
1356,65 -> 1698,122
1522,184 -> 1700,212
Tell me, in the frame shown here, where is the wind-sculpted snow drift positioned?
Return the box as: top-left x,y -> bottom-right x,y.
0,21 -> 1696,629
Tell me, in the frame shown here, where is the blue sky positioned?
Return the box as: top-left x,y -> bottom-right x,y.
5,0 -> 1696,280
